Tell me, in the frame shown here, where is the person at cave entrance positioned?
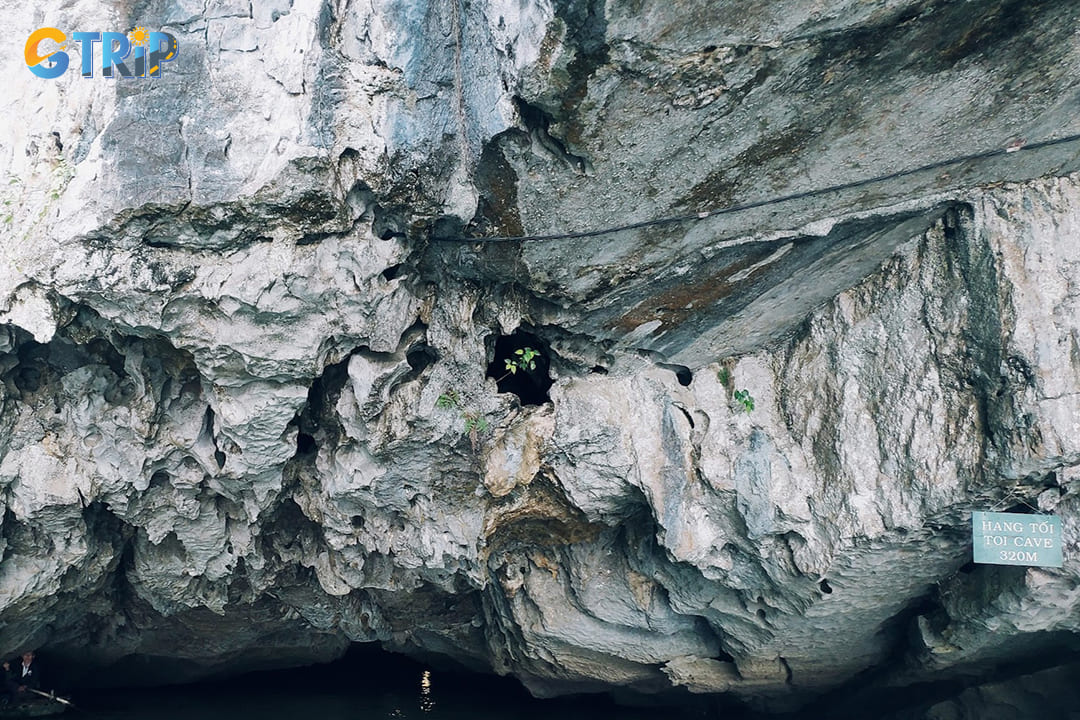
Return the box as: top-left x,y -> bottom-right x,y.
2,651 -> 40,705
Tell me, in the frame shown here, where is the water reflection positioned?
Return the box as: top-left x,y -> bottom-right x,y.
419,670 -> 433,713
72,648 -> 709,720
75,680 -> 698,720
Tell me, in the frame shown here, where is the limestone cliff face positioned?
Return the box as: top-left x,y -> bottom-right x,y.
1,0 -> 1080,713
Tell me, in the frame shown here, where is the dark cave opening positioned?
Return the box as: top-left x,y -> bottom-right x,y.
485,331 -> 553,406
296,433 -> 317,455
287,352 -> 355,461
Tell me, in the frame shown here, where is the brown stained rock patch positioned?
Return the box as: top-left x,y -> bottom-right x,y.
469,140 -> 525,238
483,408 -> 555,497
482,473 -> 604,558
679,126 -> 815,213
609,242 -> 784,335
535,19 -> 566,77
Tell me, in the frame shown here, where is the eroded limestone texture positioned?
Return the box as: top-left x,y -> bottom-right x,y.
2,0 -> 1080,713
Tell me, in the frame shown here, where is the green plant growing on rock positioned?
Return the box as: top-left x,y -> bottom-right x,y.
434,347 -> 540,450
499,347 -> 538,380
717,361 -> 752,413
733,388 -> 755,414
436,390 -> 460,410
463,413 -> 488,435
435,389 -> 489,450
49,157 -> 74,200
2,175 -> 22,227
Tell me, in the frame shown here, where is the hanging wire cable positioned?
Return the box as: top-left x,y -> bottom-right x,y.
433,132 -> 1080,243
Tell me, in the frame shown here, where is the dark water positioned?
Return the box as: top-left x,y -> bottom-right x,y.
77,685 -> 675,720
68,649 -> 712,720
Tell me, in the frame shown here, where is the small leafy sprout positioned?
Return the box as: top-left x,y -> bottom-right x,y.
463,412 -> 489,453
463,414 -> 488,434
504,347 -> 538,376
733,389 -> 755,414
436,390 -> 460,410
436,390 -> 489,444
498,346 -> 539,381
717,367 -> 731,386
517,347 -> 539,369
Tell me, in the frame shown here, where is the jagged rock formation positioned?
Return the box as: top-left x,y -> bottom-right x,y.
2,0 -> 1080,714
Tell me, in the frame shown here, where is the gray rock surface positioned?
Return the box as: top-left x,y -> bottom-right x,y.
2,0 -> 1080,714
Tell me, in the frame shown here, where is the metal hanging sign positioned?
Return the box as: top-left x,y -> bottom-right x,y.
972,511 -> 1063,568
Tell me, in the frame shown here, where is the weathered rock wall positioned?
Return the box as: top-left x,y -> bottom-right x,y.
1,0 -> 1080,713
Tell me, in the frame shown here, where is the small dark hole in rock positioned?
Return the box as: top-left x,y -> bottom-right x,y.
351,515 -> 365,529
590,365 -> 608,375
373,211 -> 404,241
15,366 -> 41,393
297,433 -> 317,455
406,344 -> 437,374
757,609 -> 767,620
214,449 -> 227,469
656,362 -> 693,386
381,264 -> 402,281
520,566 -> 528,575
486,330 -> 553,406
703,44 -> 717,53
819,579 -> 833,594
297,232 -> 331,246
150,470 -> 170,485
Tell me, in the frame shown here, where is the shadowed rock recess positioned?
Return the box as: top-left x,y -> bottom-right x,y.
2,0 -> 1080,715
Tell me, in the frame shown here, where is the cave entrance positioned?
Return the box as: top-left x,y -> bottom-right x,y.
485,331 -> 552,406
